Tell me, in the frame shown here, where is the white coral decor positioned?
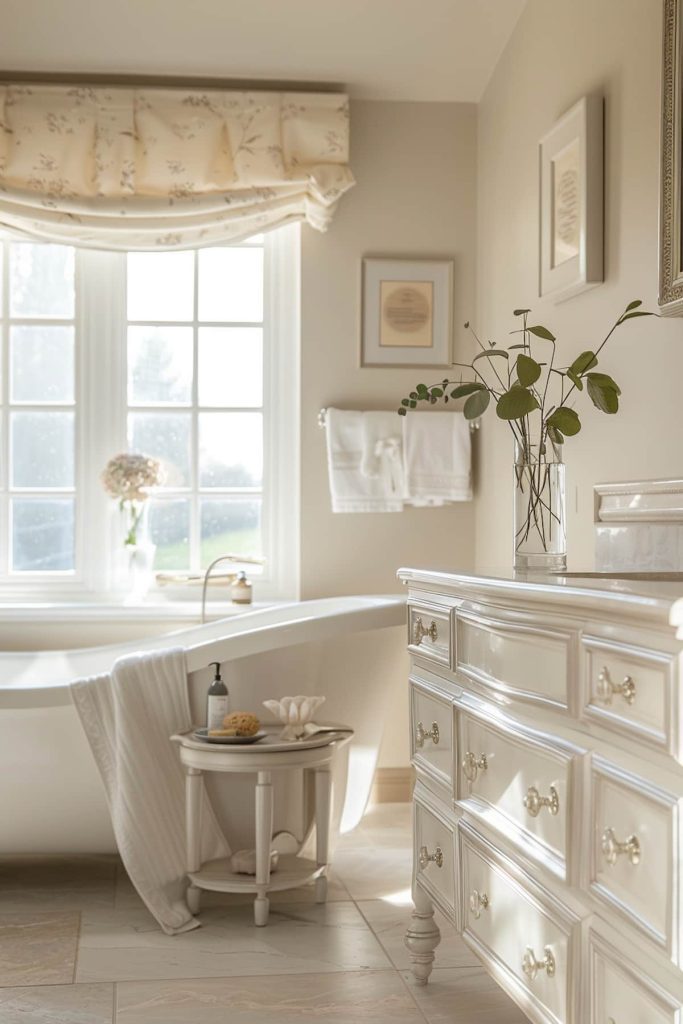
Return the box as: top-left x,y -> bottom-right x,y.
262,695 -> 326,741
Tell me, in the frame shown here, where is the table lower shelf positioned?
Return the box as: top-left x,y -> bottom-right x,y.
189,854 -> 325,894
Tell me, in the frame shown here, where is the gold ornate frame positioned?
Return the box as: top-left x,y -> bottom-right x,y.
659,0 -> 683,314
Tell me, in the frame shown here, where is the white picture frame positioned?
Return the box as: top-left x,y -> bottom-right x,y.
360,257 -> 453,367
539,94 -> 604,302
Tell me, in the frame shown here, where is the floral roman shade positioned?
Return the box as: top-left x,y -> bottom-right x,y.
0,84 -> 354,249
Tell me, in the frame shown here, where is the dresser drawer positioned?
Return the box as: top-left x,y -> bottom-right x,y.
456,607 -> 572,710
456,703 -> 582,879
410,677 -> 454,788
408,602 -> 452,667
460,824 -> 576,1024
414,792 -> 455,918
588,929 -> 681,1024
589,757 -> 681,958
582,635 -> 677,754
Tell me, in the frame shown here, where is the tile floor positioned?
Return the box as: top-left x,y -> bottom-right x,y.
0,803 -> 527,1023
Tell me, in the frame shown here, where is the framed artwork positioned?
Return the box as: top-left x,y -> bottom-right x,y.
659,0 -> 683,314
539,94 -> 604,302
360,257 -> 453,367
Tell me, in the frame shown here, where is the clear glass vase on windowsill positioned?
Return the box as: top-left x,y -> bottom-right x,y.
513,439 -> 566,573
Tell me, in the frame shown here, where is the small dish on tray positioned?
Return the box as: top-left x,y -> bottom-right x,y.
193,728 -> 266,745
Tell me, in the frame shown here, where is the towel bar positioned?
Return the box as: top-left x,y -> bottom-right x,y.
317,407 -> 480,431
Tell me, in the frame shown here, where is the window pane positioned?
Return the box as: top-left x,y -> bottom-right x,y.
128,327 -> 193,405
199,412 -> 262,488
198,247 -> 263,322
11,326 -> 75,403
11,412 -> 75,488
127,251 -> 194,321
198,327 -> 262,407
11,498 -> 75,571
200,498 -> 261,567
149,499 -> 190,570
129,412 -> 191,487
10,243 -> 75,318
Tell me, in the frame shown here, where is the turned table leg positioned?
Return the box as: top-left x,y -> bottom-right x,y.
314,766 -> 332,903
254,769 -> 274,926
405,883 -> 441,984
185,767 -> 203,914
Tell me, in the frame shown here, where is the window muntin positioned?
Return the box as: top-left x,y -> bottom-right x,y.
1,242 -> 77,573
125,242 -> 265,571
0,226 -> 299,598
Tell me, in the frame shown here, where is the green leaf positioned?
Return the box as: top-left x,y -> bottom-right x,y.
619,310 -> 653,322
528,325 -> 556,341
416,384 -> 429,398
398,407 -> 407,416
546,425 -> 565,446
585,372 -> 621,396
508,343 -> 529,350
566,368 -> 583,391
496,387 -> 540,420
409,392 -> 417,400
472,349 -> 509,364
450,382 -> 485,399
516,353 -> 542,387
409,399 -> 417,408
430,387 -> 444,398
570,350 -> 598,375
513,308 -> 531,316
401,398 -> 410,406
546,406 -> 581,436
625,299 -> 642,312
464,389 -> 491,419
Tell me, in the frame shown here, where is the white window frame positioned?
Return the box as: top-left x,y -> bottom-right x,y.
0,224 -> 300,604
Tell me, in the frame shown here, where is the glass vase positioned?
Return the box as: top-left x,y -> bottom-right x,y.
513,439 -> 566,573
115,501 -> 156,601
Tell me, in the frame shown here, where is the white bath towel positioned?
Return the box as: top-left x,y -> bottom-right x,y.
325,408 -> 404,512
71,648 -> 229,935
402,410 -> 472,505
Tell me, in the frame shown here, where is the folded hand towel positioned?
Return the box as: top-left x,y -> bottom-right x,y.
71,648 -> 229,935
325,408 -> 403,512
403,410 -> 472,505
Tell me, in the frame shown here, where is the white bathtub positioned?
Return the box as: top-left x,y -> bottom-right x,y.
0,596 -> 407,854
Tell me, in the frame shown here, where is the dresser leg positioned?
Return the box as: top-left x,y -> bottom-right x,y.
405,885 -> 441,985
254,770 -> 274,927
187,884 -> 201,913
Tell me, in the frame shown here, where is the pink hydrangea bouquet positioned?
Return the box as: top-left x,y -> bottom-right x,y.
101,453 -> 162,546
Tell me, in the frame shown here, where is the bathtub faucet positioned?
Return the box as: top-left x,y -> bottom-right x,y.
201,553 -> 265,623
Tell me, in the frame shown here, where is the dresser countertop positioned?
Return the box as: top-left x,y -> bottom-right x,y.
398,567 -> 683,629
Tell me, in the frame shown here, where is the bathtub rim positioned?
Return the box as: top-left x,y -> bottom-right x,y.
0,594 -> 407,709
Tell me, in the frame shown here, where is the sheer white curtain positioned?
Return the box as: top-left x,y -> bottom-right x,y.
0,84 -> 354,249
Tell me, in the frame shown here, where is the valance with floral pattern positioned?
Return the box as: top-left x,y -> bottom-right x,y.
0,84 -> 354,249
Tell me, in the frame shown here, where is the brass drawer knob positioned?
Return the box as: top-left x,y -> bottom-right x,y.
462,750 -> 488,782
415,721 -> 440,748
413,616 -> 439,645
597,666 -> 636,705
524,785 -> 560,817
601,827 -> 641,866
522,945 -> 556,980
469,888 -> 489,919
418,844 -> 443,869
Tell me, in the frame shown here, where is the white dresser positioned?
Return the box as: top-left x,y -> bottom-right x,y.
400,568 -> 683,1024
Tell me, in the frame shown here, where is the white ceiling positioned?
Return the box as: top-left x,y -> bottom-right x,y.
0,0 -> 527,102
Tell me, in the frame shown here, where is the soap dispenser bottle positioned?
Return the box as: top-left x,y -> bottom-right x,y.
206,661 -> 229,731
231,571 -> 253,604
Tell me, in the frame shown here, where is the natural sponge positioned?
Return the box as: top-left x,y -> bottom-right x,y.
222,711 -> 260,737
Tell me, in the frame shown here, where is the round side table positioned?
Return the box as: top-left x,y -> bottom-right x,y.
171,726 -> 353,926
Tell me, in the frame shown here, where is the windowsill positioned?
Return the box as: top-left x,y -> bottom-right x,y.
0,600 -> 280,623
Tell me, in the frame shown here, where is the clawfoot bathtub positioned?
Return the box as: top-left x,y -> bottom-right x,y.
0,596 -> 406,854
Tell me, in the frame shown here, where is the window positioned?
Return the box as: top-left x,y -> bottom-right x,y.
0,226 -> 300,601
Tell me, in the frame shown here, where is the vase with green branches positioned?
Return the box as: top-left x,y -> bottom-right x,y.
398,300 -> 653,571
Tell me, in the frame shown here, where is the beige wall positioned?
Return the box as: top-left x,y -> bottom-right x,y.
300,99 -> 478,598
476,0 -> 683,570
